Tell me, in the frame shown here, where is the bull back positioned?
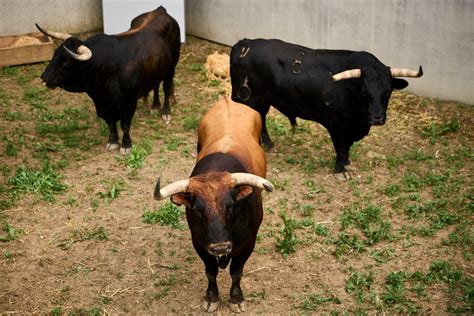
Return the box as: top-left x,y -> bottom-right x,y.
197,96 -> 266,177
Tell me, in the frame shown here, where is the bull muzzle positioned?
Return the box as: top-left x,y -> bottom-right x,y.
208,241 -> 233,257
370,116 -> 386,125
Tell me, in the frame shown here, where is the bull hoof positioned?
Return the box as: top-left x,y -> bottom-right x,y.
162,114 -> 171,124
202,300 -> 219,312
105,143 -> 120,151
334,171 -> 351,181
120,147 -> 132,155
229,301 -> 246,313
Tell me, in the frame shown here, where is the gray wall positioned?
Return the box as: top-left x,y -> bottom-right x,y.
0,0 -> 103,36
186,0 -> 474,105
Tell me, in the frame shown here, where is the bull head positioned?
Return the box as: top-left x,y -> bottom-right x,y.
330,65 -> 423,125
154,172 -> 273,259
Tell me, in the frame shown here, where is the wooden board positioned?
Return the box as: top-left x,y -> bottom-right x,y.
0,32 -> 54,67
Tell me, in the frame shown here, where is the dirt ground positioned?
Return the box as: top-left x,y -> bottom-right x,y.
0,36 -> 473,315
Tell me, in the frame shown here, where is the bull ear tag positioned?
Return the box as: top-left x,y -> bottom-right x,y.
234,185 -> 253,201
170,193 -> 191,207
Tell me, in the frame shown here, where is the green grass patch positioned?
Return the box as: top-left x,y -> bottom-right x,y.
442,224 -> 473,260
9,162 -> 67,202
119,139 -> 152,170
275,211 -> 299,258
143,201 -> 186,230
97,179 -> 125,204
345,270 -> 374,303
421,119 -> 460,144
182,114 -> 200,131
299,292 -> 341,311
333,233 -> 366,258
341,204 -> 393,245
2,65 -> 20,76
381,271 -> 411,309
0,223 -> 22,241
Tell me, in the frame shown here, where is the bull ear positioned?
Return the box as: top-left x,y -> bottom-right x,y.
234,185 -> 253,201
392,78 -> 409,90
171,193 -> 192,207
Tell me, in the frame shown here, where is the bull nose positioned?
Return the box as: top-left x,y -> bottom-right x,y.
370,117 -> 385,125
208,241 -> 233,256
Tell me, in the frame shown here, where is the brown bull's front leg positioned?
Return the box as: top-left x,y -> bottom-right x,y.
195,245 -> 220,312
228,242 -> 254,313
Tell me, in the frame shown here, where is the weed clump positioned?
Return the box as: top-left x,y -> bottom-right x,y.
143,201 -> 186,230
9,162 -> 67,201
275,211 -> 299,258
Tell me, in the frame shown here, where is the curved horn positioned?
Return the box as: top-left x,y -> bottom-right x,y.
63,45 -> 92,61
35,23 -> 72,41
154,177 -> 190,200
331,69 -> 362,82
231,173 -> 274,192
391,66 -> 423,78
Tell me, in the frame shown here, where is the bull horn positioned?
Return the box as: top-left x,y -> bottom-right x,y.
231,173 -> 274,192
35,23 -> 72,41
391,66 -> 423,78
331,69 -> 362,81
154,177 -> 190,200
63,45 -> 92,61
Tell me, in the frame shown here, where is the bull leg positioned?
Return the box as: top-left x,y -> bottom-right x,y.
142,94 -> 150,112
329,131 -> 352,180
195,245 -> 220,312
161,70 -> 176,123
228,241 -> 255,313
151,85 -> 161,111
259,105 -> 274,149
105,121 -> 119,151
119,101 -> 137,155
289,117 -> 297,134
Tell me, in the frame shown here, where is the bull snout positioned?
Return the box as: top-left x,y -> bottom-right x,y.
370,116 -> 386,125
207,241 -> 233,256
40,72 -> 55,89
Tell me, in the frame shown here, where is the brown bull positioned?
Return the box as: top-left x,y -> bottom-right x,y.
154,96 -> 273,312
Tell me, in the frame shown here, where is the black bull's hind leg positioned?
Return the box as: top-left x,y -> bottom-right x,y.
161,68 -> 176,123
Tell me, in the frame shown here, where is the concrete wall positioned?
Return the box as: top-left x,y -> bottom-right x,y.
186,0 -> 474,105
0,0 -> 103,36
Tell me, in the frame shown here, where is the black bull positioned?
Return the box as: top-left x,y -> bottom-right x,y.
36,6 -> 180,154
230,38 -> 422,178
